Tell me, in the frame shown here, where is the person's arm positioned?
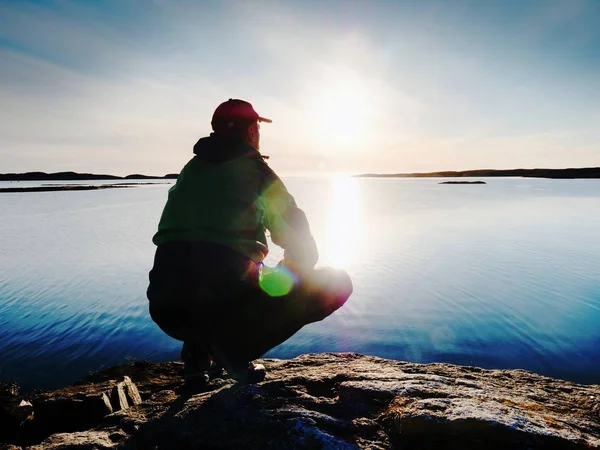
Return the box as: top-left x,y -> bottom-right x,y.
259,166 -> 318,272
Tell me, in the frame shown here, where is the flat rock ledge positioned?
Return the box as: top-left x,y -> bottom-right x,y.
1,353 -> 599,449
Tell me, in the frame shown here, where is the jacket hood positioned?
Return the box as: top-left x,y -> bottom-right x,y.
193,133 -> 264,164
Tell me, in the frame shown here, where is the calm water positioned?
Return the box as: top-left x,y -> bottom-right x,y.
1,177 -> 600,392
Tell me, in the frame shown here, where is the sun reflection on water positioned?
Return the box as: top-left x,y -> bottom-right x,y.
326,176 -> 363,268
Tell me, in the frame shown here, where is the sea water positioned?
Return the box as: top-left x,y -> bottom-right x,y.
1,177 -> 599,391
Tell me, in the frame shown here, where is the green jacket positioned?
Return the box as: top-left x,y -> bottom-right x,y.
153,134 -> 318,270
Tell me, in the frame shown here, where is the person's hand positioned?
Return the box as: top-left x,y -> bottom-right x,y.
277,258 -> 303,276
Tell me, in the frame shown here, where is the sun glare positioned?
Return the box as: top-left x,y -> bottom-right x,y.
326,176 -> 363,268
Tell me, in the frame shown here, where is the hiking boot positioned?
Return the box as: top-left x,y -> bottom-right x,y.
183,359 -> 210,385
208,345 -> 266,384
183,370 -> 210,386
182,341 -> 211,385
206,361 -> 226,380
228,362 -> 267,384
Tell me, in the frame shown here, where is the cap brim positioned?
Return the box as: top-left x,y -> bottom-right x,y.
258,117 -> 272,123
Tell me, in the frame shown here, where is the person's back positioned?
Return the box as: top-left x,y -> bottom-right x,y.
154,134 -> 269,262
147,99 -> 352,386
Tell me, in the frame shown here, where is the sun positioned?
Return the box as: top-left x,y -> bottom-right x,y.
312,75 -> 372,150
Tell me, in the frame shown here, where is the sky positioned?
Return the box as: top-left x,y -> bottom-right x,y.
1,0 -> 599,176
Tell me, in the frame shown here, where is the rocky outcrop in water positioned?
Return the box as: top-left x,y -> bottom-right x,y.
1,353 -> 599,449
439,181 -> 486,185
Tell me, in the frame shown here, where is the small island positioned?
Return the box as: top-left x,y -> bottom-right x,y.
439,181 -> 486,185
0,171 -> 179,182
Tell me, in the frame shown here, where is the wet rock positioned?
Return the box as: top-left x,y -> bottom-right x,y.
28,431 -> 117,450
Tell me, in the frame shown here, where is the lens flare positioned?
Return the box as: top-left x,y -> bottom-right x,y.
258,265 -> 297,297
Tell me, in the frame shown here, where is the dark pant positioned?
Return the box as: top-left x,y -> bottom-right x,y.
147,242 -> 353,367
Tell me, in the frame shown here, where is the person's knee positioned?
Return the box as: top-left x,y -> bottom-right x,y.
312,267 -> 353,314
319,267 -> 353,300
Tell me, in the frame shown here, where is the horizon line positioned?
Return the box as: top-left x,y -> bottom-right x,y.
2,165 -> 600,180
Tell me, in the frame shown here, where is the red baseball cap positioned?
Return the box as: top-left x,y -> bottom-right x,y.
211,99 -> 272,132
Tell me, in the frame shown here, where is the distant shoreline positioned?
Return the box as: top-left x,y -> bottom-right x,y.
355,167 -> 600,179
0,171 -> 178,182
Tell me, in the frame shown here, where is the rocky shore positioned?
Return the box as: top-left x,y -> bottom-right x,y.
1,353 -> 599,449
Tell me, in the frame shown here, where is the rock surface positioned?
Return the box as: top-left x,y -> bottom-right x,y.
2,353 -> 599,449
30,375 -> 142,441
